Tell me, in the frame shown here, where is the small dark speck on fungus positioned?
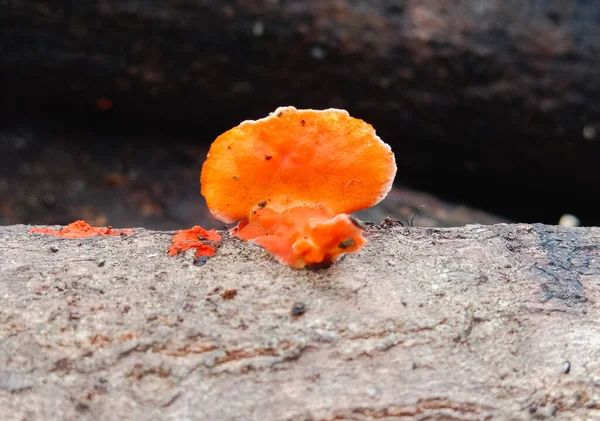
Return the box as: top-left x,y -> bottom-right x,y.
233,176 -> 240,181
258,200 -> 267,208
277,111 -> 283,117
301,119 -> 306,126
339,238 -> 355,249
265,155 -> 272,160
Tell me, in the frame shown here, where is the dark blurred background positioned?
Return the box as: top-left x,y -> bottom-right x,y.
2,0 -> 599,229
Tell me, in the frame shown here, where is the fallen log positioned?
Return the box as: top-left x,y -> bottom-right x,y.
1,222 -> 599,420
2,0 -> 600,223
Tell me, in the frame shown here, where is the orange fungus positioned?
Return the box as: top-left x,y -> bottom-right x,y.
233,207 -> 367,268
168,225 -> 221,257
200,106 -> 397,268
29,220 -> 134,238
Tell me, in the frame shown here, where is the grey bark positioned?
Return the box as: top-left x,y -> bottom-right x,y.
1,223 -> 599,420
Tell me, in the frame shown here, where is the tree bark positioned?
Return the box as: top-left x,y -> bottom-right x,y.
1,223 -> 599,420
2,0 -> 600,222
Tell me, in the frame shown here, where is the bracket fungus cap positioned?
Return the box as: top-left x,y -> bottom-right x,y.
201,106 -> 397,223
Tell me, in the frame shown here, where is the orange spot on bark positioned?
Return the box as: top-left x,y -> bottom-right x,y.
168,225 -> 222,257
29,220 -> 134,238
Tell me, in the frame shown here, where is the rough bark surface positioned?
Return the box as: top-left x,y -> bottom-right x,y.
1,223 -> 599,420
2,0 -> 600,223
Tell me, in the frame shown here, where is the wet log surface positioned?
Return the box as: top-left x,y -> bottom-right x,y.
2,0 -> 600,224
1,223 -> 599,420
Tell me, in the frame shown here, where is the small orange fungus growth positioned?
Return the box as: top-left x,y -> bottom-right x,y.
168,225 -> 222,257
200,106 -> 397,268
29,220 -> 134,238
234,207 -> 366,268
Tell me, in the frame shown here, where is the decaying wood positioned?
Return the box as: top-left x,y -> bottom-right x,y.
2,0 -> 600,223
1,223 -> 599,420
